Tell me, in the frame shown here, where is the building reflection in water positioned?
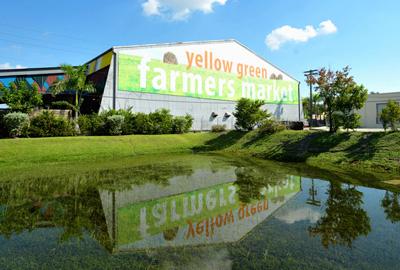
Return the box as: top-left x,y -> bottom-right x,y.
1,156 -> 400,269
99,167 -> 301,253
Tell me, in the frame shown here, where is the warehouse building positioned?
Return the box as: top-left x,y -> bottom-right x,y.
0,40 -> 301,130
358,91 -> 400,128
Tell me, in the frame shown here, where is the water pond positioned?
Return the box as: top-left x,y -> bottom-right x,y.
0,154 -> 399,269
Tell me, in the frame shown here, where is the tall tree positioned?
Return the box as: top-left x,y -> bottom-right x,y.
50,64 -> 95,118
309,67 -> 368,132
333,67 -> 368,131
0,81 -> 42,113
309,69 -> 336,132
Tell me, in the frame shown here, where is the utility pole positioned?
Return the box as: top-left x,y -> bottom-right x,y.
303,69 -> 319,129
298,82 -> 301,121
306,179 -> 321,207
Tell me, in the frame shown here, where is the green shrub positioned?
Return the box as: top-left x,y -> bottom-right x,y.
286,121 -> 304,130
171,116 -> 187,134
211,124 -> 226,133
3,112 -> 29,137
29,111 -> 75,137
380,100 -> 400,131
121,111 -> 135,135
331,111 -> 344,132
0,111 -> 7,138
149,109 -> 173,134
233,98 -> 270,131
258,119 -> 286,134
99,108 -> 135,135
134,113 -> 153,134
78,114 -> 103,136
0,81 -> 42,113
77,109 -> 194,136
105,115 -> 125,135
172,114 -> 193,134
342,112 -> 362,131
184,114 -> 194,132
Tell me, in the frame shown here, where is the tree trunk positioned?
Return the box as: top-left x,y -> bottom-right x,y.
75,90 -> 79,119
328,100 -> 333,133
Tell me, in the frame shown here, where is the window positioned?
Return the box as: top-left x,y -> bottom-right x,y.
376,103 -> 387,124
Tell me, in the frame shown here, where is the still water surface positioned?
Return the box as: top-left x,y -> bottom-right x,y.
0,154 -> 399,269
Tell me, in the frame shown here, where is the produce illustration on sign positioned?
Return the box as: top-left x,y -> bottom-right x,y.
118,50 -> 299,104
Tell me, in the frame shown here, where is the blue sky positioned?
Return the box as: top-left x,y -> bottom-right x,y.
0,0 -> 399,97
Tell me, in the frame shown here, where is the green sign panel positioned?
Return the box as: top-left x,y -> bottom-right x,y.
117,176 -> 301,245
118,54 -> 299,104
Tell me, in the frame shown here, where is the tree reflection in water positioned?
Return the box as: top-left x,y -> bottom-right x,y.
0,162 -> 193,247
309,182 -> 371,248
0,185 -> 111,247
381,191 -> 400,223
234,166 -> 288,204
235,167 -> 267,203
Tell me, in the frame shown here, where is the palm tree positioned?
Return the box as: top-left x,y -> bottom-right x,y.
51,64 -> 95,118
302,93 -> 324,119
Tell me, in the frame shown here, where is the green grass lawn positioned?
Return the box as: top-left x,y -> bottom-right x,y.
1,130 -> 399,184
0,133 -> 218,179
197,130 -> 400,179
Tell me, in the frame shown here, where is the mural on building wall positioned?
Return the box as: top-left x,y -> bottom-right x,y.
0,75 -> 65,93
0,49 -> 113,95
86,51 -> 113,75
117,42 -> 299,105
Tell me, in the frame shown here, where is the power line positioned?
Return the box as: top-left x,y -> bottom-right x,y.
0,37 -> 93,55
0,23 -> 93,44
0,30 -> 98,52
0,24 -> 111,63
0,54 -> 29,64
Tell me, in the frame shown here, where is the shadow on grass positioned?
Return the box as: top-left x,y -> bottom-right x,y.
253,131 -> 353,162
341,132 -> 400,174
267,131 -> 399,175
343,133 -> 385,161
194,128 -> 400,176
192,131 -> 247,152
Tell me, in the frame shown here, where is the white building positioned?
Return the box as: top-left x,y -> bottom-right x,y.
0,40 -> 302,131
358,92 -> 400,128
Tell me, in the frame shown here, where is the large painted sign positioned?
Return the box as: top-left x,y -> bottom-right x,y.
117,43 -> 299,104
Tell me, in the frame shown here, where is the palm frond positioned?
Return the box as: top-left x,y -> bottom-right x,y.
83,82 -> 96,93
50,80 -> 68,96
52,101 -> 78,112
51,64 -> 95,95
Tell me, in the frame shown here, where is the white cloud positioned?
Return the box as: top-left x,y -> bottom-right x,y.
275,207 -> 321,224
142,0 -> 228,20
318,20 -> 337,35
0,63 -> 26,69
265,20 -> 338,50
143,0 -> 161,16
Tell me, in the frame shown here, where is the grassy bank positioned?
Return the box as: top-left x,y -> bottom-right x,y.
1,130 -> 399,184
0,133 -> 218,178
196,130 -> 400,181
